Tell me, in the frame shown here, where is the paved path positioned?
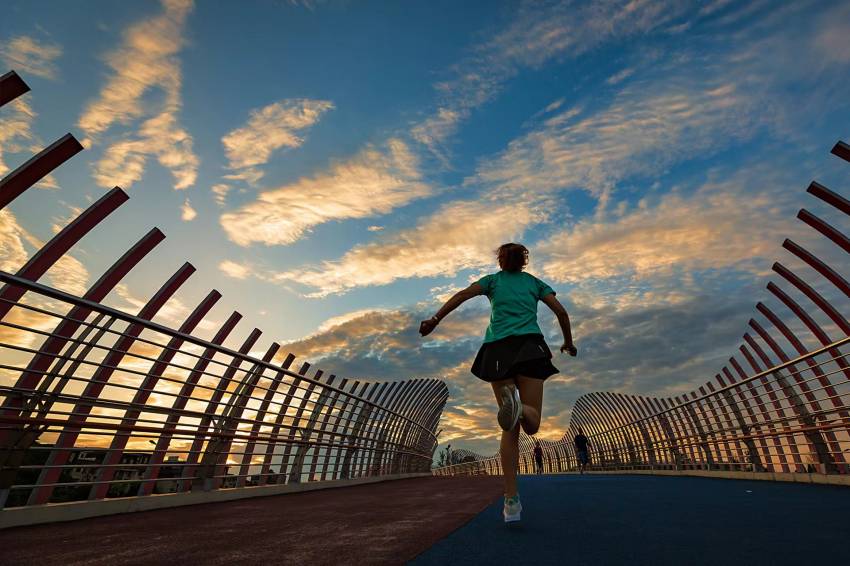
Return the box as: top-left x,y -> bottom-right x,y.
412,474 -> 850,565
0,476 -> 502,565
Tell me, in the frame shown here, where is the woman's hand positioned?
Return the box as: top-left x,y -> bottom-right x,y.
561,342 -> 577,356
419,316 -> 439,337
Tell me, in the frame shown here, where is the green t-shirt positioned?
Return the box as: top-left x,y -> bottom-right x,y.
476,271 -> 556,343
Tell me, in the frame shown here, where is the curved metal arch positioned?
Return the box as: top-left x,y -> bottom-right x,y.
0,134 -> 84,211
747,317 -> 845,470
89,289 -> 223,499
0,228 -> 165,426
27,262 -> 196,505
0,188 -> 128,320
138,310 -> 243,495
0,70 -> 29,107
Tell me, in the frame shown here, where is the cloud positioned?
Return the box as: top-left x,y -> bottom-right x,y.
813,3 -> 850,64
0,209 -> 89,296
79,0 -> 198,191
220,138 -> 430,246
180,198 -> 197,221
272,197 -> 544,296
211,183 -> 231,206
278,64 -> 771,296
218,259 -> 250,279
606,67 -> 635,85
0,35 -> 62,80
93,110 -> 198,190
475,79 -> 768,209
0,210 -> 30,272
222,99 -> 333,178
0,99 -> 36,178
536,176 -> 801,286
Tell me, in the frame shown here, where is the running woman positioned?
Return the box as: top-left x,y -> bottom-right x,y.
419,243 -> 577,524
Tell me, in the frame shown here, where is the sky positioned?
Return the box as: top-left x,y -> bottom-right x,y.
2,0 -> 850,456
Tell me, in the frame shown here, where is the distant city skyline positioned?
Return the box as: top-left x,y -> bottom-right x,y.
2,0 -> 850,455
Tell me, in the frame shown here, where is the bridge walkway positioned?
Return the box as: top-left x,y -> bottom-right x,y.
3,474 -> 850,565
414,474 -> 850,565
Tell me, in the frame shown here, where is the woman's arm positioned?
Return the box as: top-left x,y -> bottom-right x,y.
541,293 -> 577,356
419,283 -> 484,337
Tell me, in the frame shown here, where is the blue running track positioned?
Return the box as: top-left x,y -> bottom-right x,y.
411,474 -> 850,565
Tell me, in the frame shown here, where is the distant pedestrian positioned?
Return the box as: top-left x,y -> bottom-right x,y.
574,428 -> 590,474
533,439 -> 544,475
419,243 -> 577,524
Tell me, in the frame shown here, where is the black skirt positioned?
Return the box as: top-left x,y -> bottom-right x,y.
471,333 -> 559,382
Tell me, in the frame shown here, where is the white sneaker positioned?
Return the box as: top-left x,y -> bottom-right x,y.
503,494 -> 522,523
497,384 -> 522,431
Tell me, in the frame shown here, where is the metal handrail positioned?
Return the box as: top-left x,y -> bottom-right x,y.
434,337 -> 850,477
0,270 -> 438,441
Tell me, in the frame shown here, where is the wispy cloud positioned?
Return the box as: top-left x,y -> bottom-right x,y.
411,0 -> 691,157
813,3 -> 850,64
218,259 -> 250,279
221,98 -> 333,180
535,166 -> 804,287
1,209 -> 89,296
0,35 -> 62,80
0,210 -> 30,272
180,198 -> 197,221
79,0 -> 198,191
92,110 -> 198,190
281,63 -> 772,296
0,99 -> 36,179
270,197 -> 544,296
0,96 -> 59,189
220,138 -> 430,246
475,79 -> 768,211
606,67 -> 635,85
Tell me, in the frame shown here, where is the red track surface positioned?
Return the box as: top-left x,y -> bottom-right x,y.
0,476 -> 502,565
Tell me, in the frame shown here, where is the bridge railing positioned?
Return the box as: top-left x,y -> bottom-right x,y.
436,139 -> 850,479
0,70 -> 447,510
436,337 -> 850,477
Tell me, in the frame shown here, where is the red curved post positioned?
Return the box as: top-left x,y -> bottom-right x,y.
807,181 -> 850,215
767,282 -> 850,382
0,188 -> 128,320
138,310 -> 243,495
237,352 -> 296,486
183,326 -> 263,491
773,263 -> 850,334
796,210 -> 850,254
0,134 -> 85,210
748,319 -> 843,470
736,347 -> 792,472
718,368 -> 769,470
0,70 -> 30,107
89,289 -> 222,499
257,359 -> 311,485
206,342 -> 281,489
782,240 -> 850,298
742,335 -> 804,470
832,140 -> 850,163
27,262 -> 195,505
0,228 -> 165,429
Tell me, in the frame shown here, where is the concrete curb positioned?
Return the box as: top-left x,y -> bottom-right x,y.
0,473 -> 431,529
550,469 -> 850,486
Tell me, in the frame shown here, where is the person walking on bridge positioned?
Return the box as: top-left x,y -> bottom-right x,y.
419,242 -> 577,524
574,427 -> 591,474
533,439 -> 545,475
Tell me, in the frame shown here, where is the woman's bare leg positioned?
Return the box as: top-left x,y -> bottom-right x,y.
491,379 -> 519,496
516,375 -> 544,435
